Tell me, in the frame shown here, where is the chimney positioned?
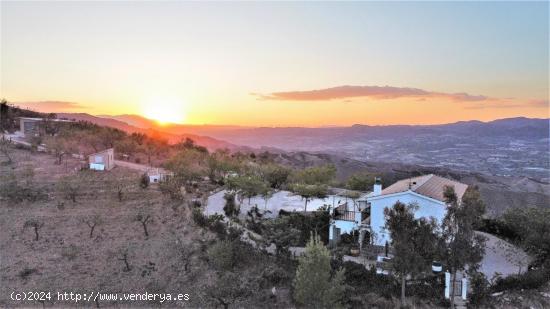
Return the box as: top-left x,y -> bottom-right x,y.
373,177 -> 382,196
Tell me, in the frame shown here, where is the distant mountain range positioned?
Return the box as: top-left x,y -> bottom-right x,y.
59,113 -> 549,180
95,114 -> 550,143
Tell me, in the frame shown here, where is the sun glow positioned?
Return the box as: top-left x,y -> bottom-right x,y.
141,97 -> 186,124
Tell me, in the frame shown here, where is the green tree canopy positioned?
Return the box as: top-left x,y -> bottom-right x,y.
442,186 -> 486,309
291,164 -> 336,185
346,173 -> 376,191
226,174 -> 270,205
293,233 -> 346,309
385,201 -> 438,306
290,183 -> 328,212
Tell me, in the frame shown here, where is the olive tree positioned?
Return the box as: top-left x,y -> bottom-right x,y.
24,219 -> 44,241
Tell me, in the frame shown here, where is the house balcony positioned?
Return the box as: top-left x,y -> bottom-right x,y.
334,210 -> 357,222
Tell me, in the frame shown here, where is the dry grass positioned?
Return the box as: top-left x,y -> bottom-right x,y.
0,148 -> 214,307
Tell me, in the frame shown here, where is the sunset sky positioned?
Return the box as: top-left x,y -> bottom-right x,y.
1,1 -> 548,126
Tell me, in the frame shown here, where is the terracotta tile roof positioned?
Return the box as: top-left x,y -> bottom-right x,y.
380,174 -> 468,202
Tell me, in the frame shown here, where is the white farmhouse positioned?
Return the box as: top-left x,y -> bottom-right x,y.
329,174 -> 468,248
147,167 -> 172,183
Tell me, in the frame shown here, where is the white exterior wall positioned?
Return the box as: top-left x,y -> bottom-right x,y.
90,163 -> 105,171
369,191 -> 446,246
149,175 -> 161,183
329,220 -> 358,240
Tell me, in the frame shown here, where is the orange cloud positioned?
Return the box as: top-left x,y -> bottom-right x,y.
256,85 -> 489,102
11,100 -> 85,113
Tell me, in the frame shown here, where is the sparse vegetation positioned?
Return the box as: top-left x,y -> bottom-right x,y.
139,172 -> 149,188
117,247 -> 132,272
0,138 -> 13,164
81,214 -> 102,238
136,212 -> 152,238
57,173 -> 86,203
23,218 -> 44,241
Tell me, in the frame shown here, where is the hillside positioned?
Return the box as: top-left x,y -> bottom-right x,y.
0,148 -> 295,308
57,113 -> 245,151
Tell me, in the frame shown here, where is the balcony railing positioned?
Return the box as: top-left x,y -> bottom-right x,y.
334,210 -> 358,222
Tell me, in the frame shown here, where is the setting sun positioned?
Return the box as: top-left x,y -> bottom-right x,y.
141,97 -> 186,124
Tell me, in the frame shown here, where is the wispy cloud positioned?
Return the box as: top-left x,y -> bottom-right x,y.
464,99 -> 549,110
12,101 -> 85,112
255,85 -> 489,102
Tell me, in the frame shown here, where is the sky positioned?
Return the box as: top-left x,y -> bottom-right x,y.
1,1 -> 548,126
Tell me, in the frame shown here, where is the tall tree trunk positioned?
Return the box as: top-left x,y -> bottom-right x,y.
304,199 -> 308,212
450,271 -> 456,309
401,276 -> 406,306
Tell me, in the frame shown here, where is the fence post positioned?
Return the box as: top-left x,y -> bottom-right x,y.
444,272 -> 451,299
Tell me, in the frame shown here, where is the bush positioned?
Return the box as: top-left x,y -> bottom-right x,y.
18,268 -> 38,279
207,240 -> 237,271
245,206 -> 265,234
209,219 -> 227,237
223,192 -> 239,217
261,265 -> 291,286
192,209 -> 209,227
139,173 -> 149,188
492,268 -> 550,291
407,276 -> 444,301
192,209 -> 232,238
468,272 -> 491,307
342,261 -> 398,298
476,218 -> 518,242
0,170 -> 47,203
278,207 -> 330,245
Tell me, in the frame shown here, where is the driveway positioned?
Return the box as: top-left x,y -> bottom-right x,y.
477,231 -> 531,280
205,189 -> 346,218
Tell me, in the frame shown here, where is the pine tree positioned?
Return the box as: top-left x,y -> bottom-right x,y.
293,233 -> 345,308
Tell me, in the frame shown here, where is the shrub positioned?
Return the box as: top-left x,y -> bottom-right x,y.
261,265 -> 291,286
0,170 -> 47,203
278,208 -> 330,245
245,206 -> 265,234
209,218 -> 227,237
191,199 -> 202,208
61,244 -> 79,261
19,268 -> 38,279
139,173 -> 149,188
223,192 -> 239,217
207,240 -> 237,271
468,271 -> 491,307
492,268 -> 550,291
192,209 -> 209,227
476,218 -> 518,242
192,209 -> 229,238
342,261 -> 398,298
